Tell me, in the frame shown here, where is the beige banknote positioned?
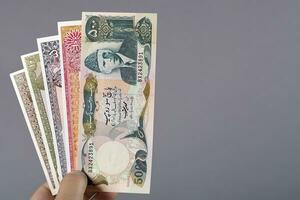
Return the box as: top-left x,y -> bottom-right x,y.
21,52 -> 62,181
78,12 -> 157,193
58,21 -> 81,170
10,69 -> 59,195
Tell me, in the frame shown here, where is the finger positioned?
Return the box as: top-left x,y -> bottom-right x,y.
93,192 -> 117,200
85,192 -> 117,200
85,186 -> 117,200
30,183 -> 54,200
55,171 -> 87,200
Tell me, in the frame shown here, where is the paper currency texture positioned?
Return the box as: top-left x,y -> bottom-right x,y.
10,70 -> 59,195
58,21 -> 81,170
77,12 -> 157,193
21,52 -> 62,182
37,36 -> 69,177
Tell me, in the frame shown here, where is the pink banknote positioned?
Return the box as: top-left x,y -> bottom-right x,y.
58,21 -> 81,170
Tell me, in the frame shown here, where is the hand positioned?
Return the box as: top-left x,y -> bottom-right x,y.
30,171 -> 117,200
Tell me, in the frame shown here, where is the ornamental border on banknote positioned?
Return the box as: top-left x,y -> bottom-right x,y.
58,20 -> 81,171
10,69 -> 59,195
37,36 -> 67,179
22,51 -> 63,182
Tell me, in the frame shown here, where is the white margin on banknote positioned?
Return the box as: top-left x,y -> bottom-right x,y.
10,69 -> 59,195
36,35 -> 70,176
21,51 -> 62,183
37,36 -> 66,179
21,48 -> 62,181
145,13 -> 157,194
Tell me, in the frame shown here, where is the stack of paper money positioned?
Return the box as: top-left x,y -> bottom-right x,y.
10,12 -> 157,195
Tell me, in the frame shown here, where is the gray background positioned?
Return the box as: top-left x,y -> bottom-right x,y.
1,0 -> 300,199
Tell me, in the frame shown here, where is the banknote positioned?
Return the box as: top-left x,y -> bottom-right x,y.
58,21 -> 81,170
78,12 -> 157,193
37,36 -> 70,176
21,52 -> 62,182
10,70 -> 59,195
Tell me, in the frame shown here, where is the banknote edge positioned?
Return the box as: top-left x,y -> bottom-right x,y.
21,52 -> 62,187
10,69 -> 59,195
21,48 -> 62,181
82,11 -> 158,16
57,20 -> 81,27
58,22 -> 81,172
145,13 -> 158,195
37,37 -> 65,180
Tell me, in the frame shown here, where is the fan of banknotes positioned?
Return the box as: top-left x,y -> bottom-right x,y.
10,12 -> 157,195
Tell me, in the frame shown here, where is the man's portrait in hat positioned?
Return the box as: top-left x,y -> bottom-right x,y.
84,36 -> 138,85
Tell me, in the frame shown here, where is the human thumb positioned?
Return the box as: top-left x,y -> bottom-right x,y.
55,171 -> 87,200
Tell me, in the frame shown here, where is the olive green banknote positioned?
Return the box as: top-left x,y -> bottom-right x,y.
10,70 -> 59,195
21,52 -> 62,182
78,12 -> 157,193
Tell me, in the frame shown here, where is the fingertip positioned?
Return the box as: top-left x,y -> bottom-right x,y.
30,182 -> 53,200
85,185 -> 117,200
62,170 -> 88,188
56,171 -> 88,200
67,170 -> 88,182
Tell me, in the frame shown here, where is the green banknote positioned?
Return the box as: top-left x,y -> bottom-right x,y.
10,69 -> 59,195
21,52 -> 62,181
